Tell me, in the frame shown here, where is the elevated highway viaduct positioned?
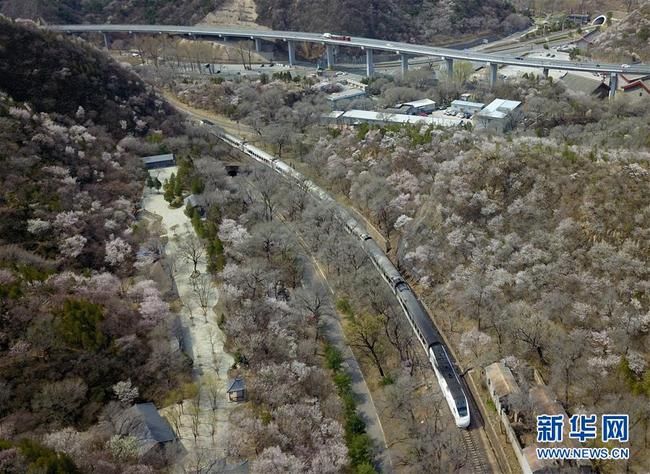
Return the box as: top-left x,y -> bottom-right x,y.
48,24 -> 650,97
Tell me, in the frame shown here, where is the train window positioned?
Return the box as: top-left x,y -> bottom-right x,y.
458,406 -> 468,417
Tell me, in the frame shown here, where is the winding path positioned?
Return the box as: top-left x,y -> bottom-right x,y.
141,167 -> 234,473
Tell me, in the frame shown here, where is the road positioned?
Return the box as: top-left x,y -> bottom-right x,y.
240,177 -> 394,472
293,226 -> 394,473
49,23 -> 650,75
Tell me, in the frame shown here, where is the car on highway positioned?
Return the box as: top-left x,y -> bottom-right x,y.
323,32 -> 351,41
200,119 -> 215,126
621,64 -> 630,69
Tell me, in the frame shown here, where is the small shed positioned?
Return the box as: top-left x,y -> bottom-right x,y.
484,362 -> 520,414
326,88 -> 367,109
141,154 -> 175,170
394,98 -> 437,115
227,377 -> 246,402
115,402 -> 178,464
184,194 -> 206,218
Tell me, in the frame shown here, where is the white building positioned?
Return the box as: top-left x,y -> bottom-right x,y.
393,98 -> 437,115
326,88 -> 367,108
323,109 -> 463,127
475,98 -> 522,132
450,99 -> 485,115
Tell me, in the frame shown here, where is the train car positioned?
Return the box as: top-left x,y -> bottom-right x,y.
362,238 -> 404,290
429,342 -> 470,428
395,283 -> 471,428
242,143 -> 277,165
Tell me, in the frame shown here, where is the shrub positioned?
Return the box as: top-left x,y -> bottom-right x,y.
56,299 -> 108,352
347,433 -> 373,467
325,343 -> 343,371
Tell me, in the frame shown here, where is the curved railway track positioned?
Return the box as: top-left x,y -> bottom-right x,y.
182,110 -> 495,471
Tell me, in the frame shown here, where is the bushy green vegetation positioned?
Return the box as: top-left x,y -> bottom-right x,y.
56,299 -> 109,353
325,343 -> 378,474
0,438 -> 80,473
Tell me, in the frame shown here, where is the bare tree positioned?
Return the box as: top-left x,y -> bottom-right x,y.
165,404 -> 183,439
294,286 -> 329,343
177,228 -> 205,274
194,273 -> 216,322
348,313 -> 387,378
188,398 -> 201,445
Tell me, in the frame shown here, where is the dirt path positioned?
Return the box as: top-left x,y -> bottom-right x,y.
141,167 -> 235,471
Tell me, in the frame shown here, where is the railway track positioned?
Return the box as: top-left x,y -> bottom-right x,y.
173,105 -> 500,471
462,428 -> 491,474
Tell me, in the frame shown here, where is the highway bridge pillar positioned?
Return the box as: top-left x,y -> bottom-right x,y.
288,40 -> 296,67
366,49 -> 374,78
542,68 -> 549,78
445,58 -> 454,80
400,53 -> 409,78
102,33 -> 109,49
254,38 -> 262,53
488,62 -> 498,88
609,73 -> 618,98
326,44 -> 335,69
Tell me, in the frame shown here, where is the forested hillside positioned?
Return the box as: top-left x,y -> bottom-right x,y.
255,0 -> 530,42
0,19 -> 194,472
167,65 -> 650,471
0,0 -> 224,25
0,17 -> 177,133
0,0 -> 530,43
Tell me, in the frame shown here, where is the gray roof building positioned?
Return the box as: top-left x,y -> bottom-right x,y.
393,98 -> 437,115
141,154 -> 175,169
324,109 -> 462,127
560,72 -> 610,99
115,402 -> 178,462
326,88 -> 367,108
450,100 -> 485,114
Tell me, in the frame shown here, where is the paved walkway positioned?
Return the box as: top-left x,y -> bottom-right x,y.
141,167 -> 235,472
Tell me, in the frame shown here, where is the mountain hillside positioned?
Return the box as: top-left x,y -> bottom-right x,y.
254,0 -> 530,42
591,2 -> 650,61
0,0 -> 225,25
0,17 -> 178,134
0,18 -> 192,472
0,0 -> 531,43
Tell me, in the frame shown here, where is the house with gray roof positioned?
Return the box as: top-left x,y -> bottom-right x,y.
560,72 -> 610,99
114,402 -> 178,464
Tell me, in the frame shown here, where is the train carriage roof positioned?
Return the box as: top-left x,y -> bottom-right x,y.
396,283 -> 439,346
431,342 -> 468,412
364,239 -> 402,281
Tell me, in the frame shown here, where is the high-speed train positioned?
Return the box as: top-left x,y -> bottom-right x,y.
214,129 -> 470,428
